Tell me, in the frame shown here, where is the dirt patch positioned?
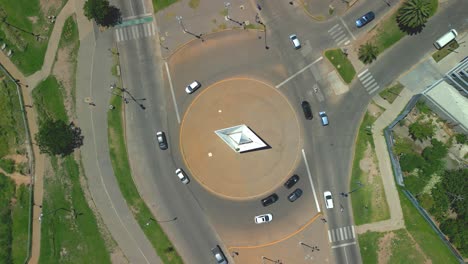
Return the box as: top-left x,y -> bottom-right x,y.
1,171 -> 31,185
405,230 -> 432,264
110,248 -> 129,264
28,16 -> 39,24
377,231 -> 395,263
39,0 -> 64,16
359,143 -> 380,185
4,154 -> 28,165
53,45 -> 74,116
368,101 -> 385,118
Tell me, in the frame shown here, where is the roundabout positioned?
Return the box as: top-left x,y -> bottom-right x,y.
180,78 -> 302,199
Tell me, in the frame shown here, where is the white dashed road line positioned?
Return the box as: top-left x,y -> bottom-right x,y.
276,56 -> 323,89
164,61 -> 181,124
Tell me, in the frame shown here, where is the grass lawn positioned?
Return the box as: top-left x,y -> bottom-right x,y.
432,41 -> 459,62
108,92 -> 183,264
0,0 -> 66,75
379,82 -> 404,104
32,76 -> 68,124
373,13 -> 405,55
358,231 -> 383,263
152,0 -> 179,13
324,49 -> 356,84
0,71 -> 25,157
371,0 -> 439,56
399,188 -> 458,263
350,112 -> 390,225
39,157 -> 111,264
33,74 -> 111,263
11,184 -> 31,264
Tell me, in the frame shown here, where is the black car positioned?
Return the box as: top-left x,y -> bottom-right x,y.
261,193 -> 279,207
288,188 -> 303,202
211,245 -> 228,264
156,131 -> 168,150
284,175 -> 300,189
355,11 -> 375,28
301,101 -> 313,120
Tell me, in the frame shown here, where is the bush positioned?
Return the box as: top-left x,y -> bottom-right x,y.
393,136 -> 416,156
400,153 -> 425,172
455,134 -> 466,144
404,174 -> 427,194
416,101 -> 431,114
0,158 -> 15,174
409,121 -> 434,141
422,139 -> 448,162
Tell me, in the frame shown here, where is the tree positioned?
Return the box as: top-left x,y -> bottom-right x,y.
358,42 -> 379,64
422,139 -> 448,162
396,0 -> 431,34
83,0 -> 121,27
35,119 -> 84,157
408,121 -> 434,141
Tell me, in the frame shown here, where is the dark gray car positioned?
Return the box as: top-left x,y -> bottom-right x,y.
211,245 -> 228,264
288,188 -> 303,202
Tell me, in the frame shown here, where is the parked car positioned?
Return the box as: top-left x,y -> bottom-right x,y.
355,11 -> 375,28
185,80 -> 201,94
319,111 -> 329,126
324,191 -> 334,209
289,34 -> 301,49
156,131 -> 168,150
284,174 -> 300,189
261,193 -> 279,207
175,168 -> 189,184
301,101 -> 313,120
211,245 -> 228,264
254,213 -> 273,224
288,188 -> 303,202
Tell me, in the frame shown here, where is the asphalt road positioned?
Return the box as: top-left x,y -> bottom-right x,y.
98,0 -> 468,263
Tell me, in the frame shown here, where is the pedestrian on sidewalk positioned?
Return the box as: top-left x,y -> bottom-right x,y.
89,102 -> 96,106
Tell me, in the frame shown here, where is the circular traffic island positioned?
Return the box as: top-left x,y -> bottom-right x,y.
180,78 -> 302,199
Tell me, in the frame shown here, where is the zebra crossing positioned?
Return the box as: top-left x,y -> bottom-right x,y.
328,226 -> 356,243
115,22 -> 156,43
357,69 -> 380,94
328,24 -> 350,46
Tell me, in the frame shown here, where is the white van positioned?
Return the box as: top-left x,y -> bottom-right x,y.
434,29 -> 458,50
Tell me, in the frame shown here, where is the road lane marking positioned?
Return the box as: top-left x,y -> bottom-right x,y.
164,61 -> 181,123
302,149 -> 321,212
328,24 -> 340,32
339,17 -> 356,40
275,56 -> 323,89
331,241 -> 357,249
88,48 -> 151,264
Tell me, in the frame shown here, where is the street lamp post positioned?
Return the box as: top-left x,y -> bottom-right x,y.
176,16 -> 187,33
262,256 -> 282,263
146,217 -> 178,226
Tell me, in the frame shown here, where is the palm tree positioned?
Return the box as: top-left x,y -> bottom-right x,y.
396,0 -> 431,33
358,42 -> 379,64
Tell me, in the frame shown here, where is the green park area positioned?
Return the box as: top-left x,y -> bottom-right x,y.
379,82 -> 404,104
324,49 -> 356,84
432,41 -> 460,62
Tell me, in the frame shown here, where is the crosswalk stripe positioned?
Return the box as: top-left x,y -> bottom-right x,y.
328,24 -> 340,32
368,85 -> 380,94
339,228 -> 344,240
358,69 -> 369,77
145,23 -> 150,37
336,37 -> 348,46
328,230 -> 332,242
365,80 -> 378,90
359,73 -> 372,82
115,29 -> 121,42
344,40 -> 350,45
351,226 -> 355,238
361,76 -> 375,86
151,22 -> 156,35
330,28 -> 344,38
328,226 -> 357,242
344,228 -> 348,240
122,29 -> 128,41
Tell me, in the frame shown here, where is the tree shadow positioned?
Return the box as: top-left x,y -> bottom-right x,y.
396,18 -> 426,35
102,6 -> 122,27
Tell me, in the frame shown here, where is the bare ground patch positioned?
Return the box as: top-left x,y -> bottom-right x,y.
377,231 -> 395,263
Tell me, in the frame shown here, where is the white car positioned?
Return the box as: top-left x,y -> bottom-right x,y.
289,34 -> 301,49
175,168 -> 189,184
254,213 -> 273,224
185,80 -> 201,94
324,191 -> 334,209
